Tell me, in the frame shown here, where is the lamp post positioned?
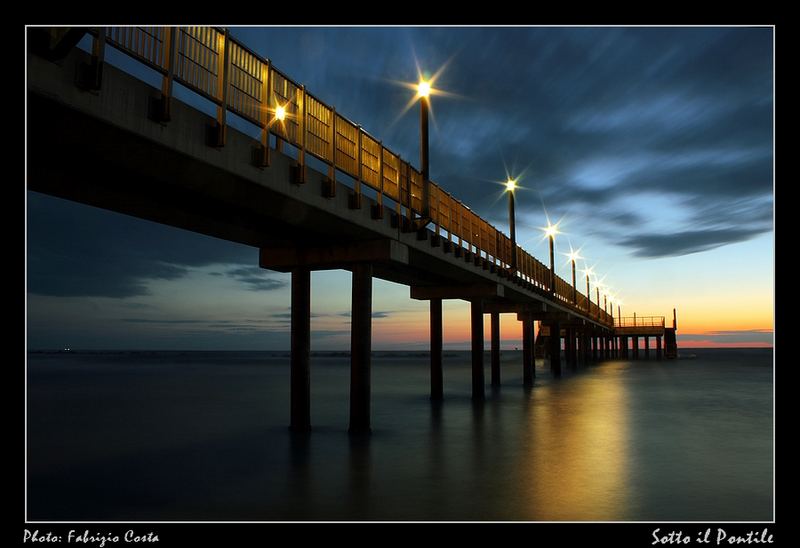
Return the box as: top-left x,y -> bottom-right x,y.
417,79 -> 431,223
567,249 -> 581,305
571,256 -> 577,304
596,286 -> 600,318
583,266 -> 592,314
506,178 -> 517,272
544,224 -> 558,295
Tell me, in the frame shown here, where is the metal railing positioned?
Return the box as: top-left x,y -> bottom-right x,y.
615,316 -> 664,328
82,26 -> 615,327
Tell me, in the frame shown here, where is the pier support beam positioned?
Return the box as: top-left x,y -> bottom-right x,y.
633,336 -> 639,360
591,334 -> 598,362
290,268 -> 311,432
471,299 -> 485,401
349,264 -> 372,435
568,329 -> 578,370
491,311 -> 500,387
645,336 -> 650,359
522,314 -> 533,387
578,331 -> 585,366
549,322 -> 562,377
657,335 -> 663,360
430,298 -> 443,400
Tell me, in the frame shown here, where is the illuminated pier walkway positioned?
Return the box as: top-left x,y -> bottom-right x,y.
27,27 -> 678,433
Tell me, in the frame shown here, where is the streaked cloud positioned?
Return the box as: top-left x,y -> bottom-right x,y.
679,330 -> 773,345
621,228 -> 764,258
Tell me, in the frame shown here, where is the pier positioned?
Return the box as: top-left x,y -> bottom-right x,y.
27,26 -> 679,433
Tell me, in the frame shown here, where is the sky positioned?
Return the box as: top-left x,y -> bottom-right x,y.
26,26 -> 774,350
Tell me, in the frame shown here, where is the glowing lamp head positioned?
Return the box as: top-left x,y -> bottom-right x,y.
418,80 -> 431,98
505,178 -> 517,192
567,250 -> 581,263
275,105 -> 286,121
544,224 -> 559,238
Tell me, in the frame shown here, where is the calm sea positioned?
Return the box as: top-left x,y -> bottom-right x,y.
26,348 -> 773,521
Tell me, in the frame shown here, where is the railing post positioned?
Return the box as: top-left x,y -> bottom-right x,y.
322,107 -> 336,197
209,28 -> 229,147
77,26 -> 105,91
151,26 -> 177,122
291,85 -> 307,183
432,189 -> 441,245
350,126 -> 363,209
402,161 -> 411,228
255,58 -> 272,167
372,142 -> 384,219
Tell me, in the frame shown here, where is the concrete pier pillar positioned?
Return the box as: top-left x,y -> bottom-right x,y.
657,335 -> 663,360
645,336 -> 650,359
430,298 -> 443,400
490,311 -> 501,387
531,321 -> 538,379
522,315 -> 533,387
568,329 -> 578,369
578,331 -> 585,366
349,263 -> 372,434
550,322 -> 562,377
290,268 -> 311,432
591,334 -> 597,362
633,336 -> 639,360
471,299 -> 485,401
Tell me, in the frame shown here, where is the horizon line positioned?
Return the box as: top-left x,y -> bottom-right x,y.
27,346 -> 774,352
